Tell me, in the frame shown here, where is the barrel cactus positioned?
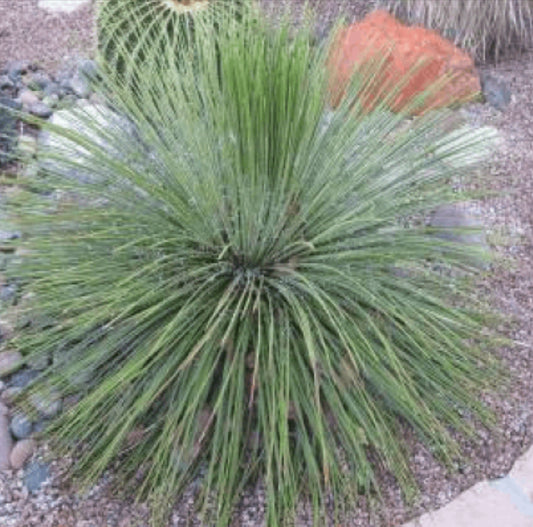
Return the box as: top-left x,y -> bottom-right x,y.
383,0 -> 533,62
97,0 -> 244,80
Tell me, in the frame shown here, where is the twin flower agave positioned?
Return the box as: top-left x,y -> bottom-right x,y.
8,1 -> 501,526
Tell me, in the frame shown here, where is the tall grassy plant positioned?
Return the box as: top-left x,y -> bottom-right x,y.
9,4 -> 500,526
384,0 -> 533,62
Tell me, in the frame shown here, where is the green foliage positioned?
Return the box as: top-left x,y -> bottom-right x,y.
97,0 -> 244,83
383,0 -> 533,62
9,4 -> 501,526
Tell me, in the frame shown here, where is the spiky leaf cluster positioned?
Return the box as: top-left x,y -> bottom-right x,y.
8,4 -> 500,526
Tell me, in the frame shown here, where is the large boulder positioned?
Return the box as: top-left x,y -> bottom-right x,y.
328,10 -> 481,115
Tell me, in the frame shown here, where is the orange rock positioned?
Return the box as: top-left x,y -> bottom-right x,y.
327,10 -> 481,115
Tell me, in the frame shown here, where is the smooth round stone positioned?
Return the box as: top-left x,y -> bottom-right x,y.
10,438 -> 35,469
0,75 -> 15,90
78,59 -> 98,81
0,408 -> 12,470
481,73 -> 511,112
0,230 -> 20,241
0,97 -> 20,165
1,387 -> 22,405
9,368 -> 39,388
10,412 -> 33,440
42,94 -> 59,109
30,390 -> 62,418
38,0 -> 90,13
69,74 -> 91,99
25,352 -> 50,371
32,419 -> 50,434
0,283 -> 17,304
23,461 -> 50,492
43,82 -> 61,97
6,60 -> 30,82
19,89 -> 40,107
29,102 -> 53,118
0,351 -> 23,378
28,72 -> 51,91
0,98 -> 21,111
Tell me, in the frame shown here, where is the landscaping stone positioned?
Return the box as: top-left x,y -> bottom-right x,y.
328,10 -> 481,114
42,93 -> 59,109
0,283 -> 17,305
23,461 -> 50,492
9,368 -> 39,389
37,0 -> 91,13
0,75 -> 15,90
0,351 -> 23,378
5,60 -> 30,82
43,82 -> 61,97
78,59 -> 98,82
0,402 -> 12,470
28,71 -> 51,92
1,387 -> 21,405
19,89 -> 40,108
9,438 -> 35,470
39,104 -> 134,183
0,97 -> 20,166
430,203 -> 487,247
30,390 -> 62,418
69,74 -> 91,99
0,230 -> 20,242
10,412 -> 33,440
32,419 -> 50,434
29,102 -> 53,118
25,352 -> 50,372
481,72 -> 512,112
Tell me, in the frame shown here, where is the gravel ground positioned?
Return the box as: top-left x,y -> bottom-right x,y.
1,1 -> 533,526
0,0 -> 96,72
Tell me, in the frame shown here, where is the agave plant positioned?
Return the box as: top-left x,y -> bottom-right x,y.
8,3 -> 500,526
383,0 -> 533,62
